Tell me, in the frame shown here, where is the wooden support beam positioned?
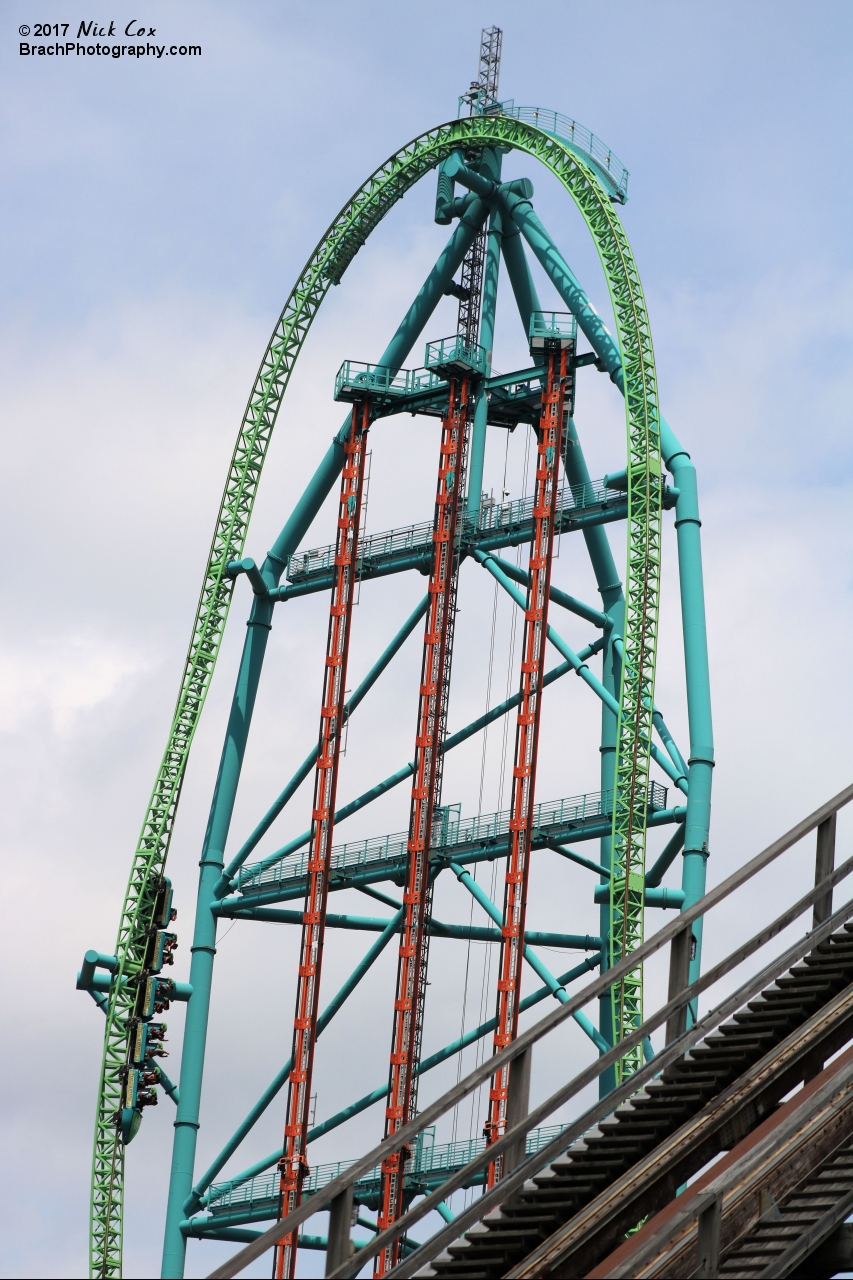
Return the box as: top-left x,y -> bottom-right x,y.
325,1185 -> 355,1277
665,922 -> 691,1045
695,1195 -> 721,1278
814,813 -> 837,928
503,1046 -> 532,1175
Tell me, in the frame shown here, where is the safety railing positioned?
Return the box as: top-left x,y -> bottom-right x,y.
423,334 -> 489,377
205,1122 -> 570,1221
334,360 -> 443,404
476,476 -> 614,536
529,309 -> 577,351
235,782 -> 668,895
207,782 -> 853,1279
497,101 -> 630,203
285,475 -> 629,584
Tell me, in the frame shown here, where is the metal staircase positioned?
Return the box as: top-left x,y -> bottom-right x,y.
206,785 -> 853,1280
437,923 -> 853,1278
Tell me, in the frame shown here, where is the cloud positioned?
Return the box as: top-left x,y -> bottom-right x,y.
0,635 -> 150,735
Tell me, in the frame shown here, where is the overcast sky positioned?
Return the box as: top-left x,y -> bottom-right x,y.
2,3 -> 852,1278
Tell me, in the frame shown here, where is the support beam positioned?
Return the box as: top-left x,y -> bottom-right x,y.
696,1194 -> 721,1278
814,813 -> 837,928
465,200 -> 502,527
665,922 -> 691,1045
449,862 -> 608,1054
325,1186 -> 354,1277
499,190 -> 623,386
653,710 -> 688,779
503,1046 -> 532,1175
214,906 -> 600,949
482,552 -> 609,628
540,838 -> 611,879
665,432 -> 714,1005
645,823 -> 687,889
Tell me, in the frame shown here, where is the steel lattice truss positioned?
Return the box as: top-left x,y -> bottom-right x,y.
82,68 -> 711,1280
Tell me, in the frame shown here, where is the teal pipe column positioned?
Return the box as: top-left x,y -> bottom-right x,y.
660,421 -> 714,1012
499,220 -> 541,346
161,589 -> 273,1273
501,208 -> 714,1025
160,201 -> 491,1279
501,227 -> 624,1091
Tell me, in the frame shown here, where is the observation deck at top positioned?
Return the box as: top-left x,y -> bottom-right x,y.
221,783 -> 679,910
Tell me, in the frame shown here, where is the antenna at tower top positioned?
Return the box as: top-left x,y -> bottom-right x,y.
462,25 -> 503,115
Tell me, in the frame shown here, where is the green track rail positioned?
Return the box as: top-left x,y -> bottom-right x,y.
89,112 -> 660,1276
609,339 -> 662,1079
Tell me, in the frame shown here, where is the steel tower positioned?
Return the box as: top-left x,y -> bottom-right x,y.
78,28 -> 713,1278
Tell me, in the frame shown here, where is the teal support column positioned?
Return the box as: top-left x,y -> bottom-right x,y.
466,201 -> 503,528
161,592 -> 273,1279
499,220 -> 541,345
661,421 -> 714,1017
160,202 -> 491,1279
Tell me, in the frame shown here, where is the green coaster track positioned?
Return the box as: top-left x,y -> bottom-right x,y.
85,94 -> 707,1279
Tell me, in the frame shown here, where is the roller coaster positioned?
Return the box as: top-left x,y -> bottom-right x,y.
78,28 -> 720,1278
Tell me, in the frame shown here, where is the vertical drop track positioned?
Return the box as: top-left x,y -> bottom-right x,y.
375,376 -> 472,1274
486,343 -> 571,1186
274,402 -> 370,1280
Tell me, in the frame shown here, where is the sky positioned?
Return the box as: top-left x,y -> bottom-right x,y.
1,2 -> 852,1277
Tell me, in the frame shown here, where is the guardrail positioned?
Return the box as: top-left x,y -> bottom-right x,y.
285,476 -> 632,584
334,360 -> 443,404
235,783 -> 668,896
204,1122 -> 571,1223
206,782 -> 853,1279
497,102 -> 629,203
